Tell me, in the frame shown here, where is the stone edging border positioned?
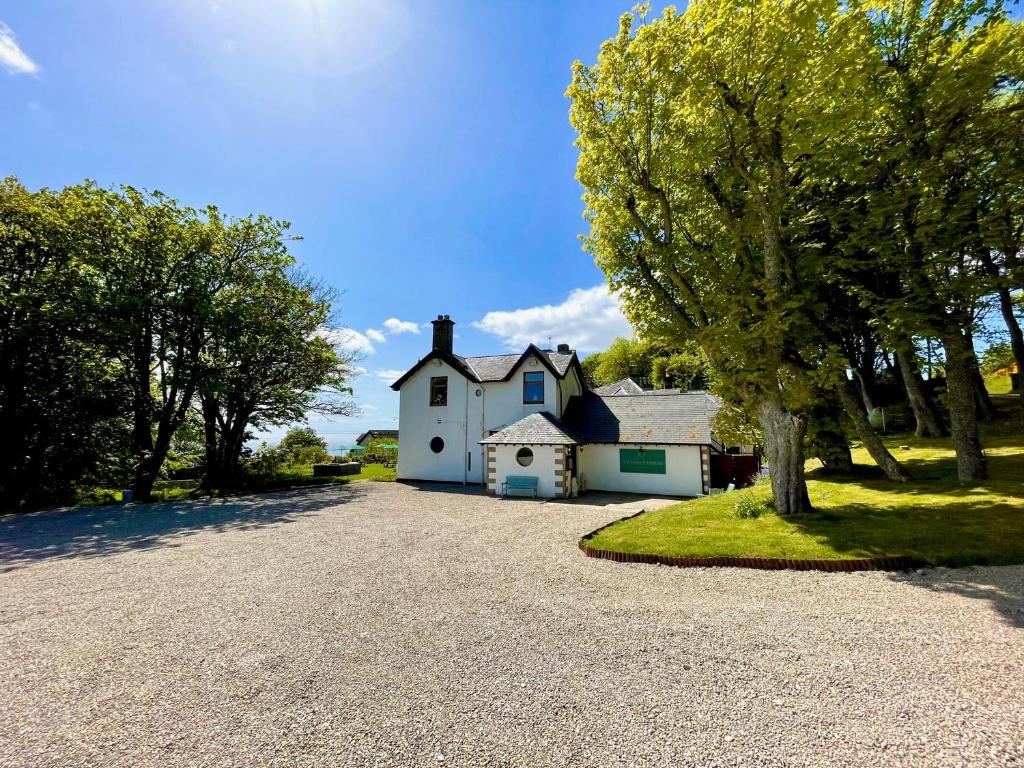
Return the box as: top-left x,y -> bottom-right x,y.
578,509 -> 921,573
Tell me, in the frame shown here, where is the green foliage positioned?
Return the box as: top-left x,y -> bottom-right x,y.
275,427 -> 331,468
0,178 -> 133,508
568,0 -> 1024,504
249,442 -> 286,476
279,427 -> 328,454
733,494 -> 775,520
0,176 -> 356,507
582,336 -> 709,389
981,343 -> 1016,376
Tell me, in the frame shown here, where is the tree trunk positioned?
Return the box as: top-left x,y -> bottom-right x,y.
995,285 -> 1024,400
809,401 -> 853,473
895,345 -> 946,437
756,399 -> 813,514
852,368 -> 876,414
201,397 -> 219,492
836,379 -> 910,483
815,430 -> 853,473
973,366 -> 998,422
962,326 -> 997,422
941,333 -> 987,482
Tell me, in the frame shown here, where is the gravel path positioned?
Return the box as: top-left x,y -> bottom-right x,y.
1,481 -> 1022,767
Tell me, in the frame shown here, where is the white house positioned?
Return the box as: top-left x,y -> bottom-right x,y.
391,315 -> 750,498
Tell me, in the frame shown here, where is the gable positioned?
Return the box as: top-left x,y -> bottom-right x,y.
390,350 -> 478,391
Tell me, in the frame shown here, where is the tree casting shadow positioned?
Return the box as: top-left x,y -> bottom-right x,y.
888,567 -> 1024,629
0,483 -> 369,572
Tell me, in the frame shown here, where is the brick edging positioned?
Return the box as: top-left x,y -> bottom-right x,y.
578,509 -> 920,573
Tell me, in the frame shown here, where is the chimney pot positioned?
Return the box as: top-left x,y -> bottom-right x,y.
557,343 -> 571,354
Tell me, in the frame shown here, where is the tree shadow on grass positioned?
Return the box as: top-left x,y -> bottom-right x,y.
784,433 -> 1024,568
0,483 -> 370,573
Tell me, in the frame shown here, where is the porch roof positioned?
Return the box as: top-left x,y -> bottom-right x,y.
479,411 -> 580,445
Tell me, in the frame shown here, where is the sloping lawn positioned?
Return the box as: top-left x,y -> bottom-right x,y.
586,414 -> 1024,568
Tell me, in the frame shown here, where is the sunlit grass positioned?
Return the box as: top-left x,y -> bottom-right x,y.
586,408 -> 1024,567
985,374 -> 1013,395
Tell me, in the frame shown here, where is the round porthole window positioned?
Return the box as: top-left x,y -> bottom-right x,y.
516,447 -> 534,467
430,437 -> 444,453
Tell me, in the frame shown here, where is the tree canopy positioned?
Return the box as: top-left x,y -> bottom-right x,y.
569,0 -> 1023,512
0,177 -> 356,509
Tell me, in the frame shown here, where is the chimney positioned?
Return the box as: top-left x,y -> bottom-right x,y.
556,343 -> 571,354
431,315 -> 454,355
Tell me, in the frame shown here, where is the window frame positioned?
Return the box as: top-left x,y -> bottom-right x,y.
429,376 -> 448,407
522,371 -> 545,404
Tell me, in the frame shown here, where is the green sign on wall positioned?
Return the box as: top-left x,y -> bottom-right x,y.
619,448 -> 666,474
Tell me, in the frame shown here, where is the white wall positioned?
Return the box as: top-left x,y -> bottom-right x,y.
397,359 -> 484,483
397,353 -> 581,485
490,444 -> 562,498
479,356 -> 561,433
579,444 -> 703,497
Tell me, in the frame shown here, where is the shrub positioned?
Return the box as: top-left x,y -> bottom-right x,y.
249,442 -> 285,476
733,493 -> 774,519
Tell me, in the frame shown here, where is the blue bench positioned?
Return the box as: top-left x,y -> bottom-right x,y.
502,475 -> 539,498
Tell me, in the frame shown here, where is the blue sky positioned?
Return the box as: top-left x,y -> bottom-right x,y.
0,0 -> 639,449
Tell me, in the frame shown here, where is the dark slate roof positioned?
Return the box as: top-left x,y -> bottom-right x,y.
592,377 -> 646,396
389,349 -> 481,390
479,412 -> 580,445
463,349 -> 575,381
391,343 -> 580,391
562,392 -> 720,445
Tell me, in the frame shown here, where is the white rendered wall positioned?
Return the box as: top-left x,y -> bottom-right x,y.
397,359 -> 484,483
398,354 -> 582,485
579,444 -> 703,497
490,444 -> 562,498
479,356 -> 560,433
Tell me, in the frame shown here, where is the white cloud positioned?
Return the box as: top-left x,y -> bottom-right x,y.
473,285 -> 632,354
366,328 -> 387,344
316,327 -> 374,355
373,369 -> 406,385
383,317 -> 420,335
0,22 -> 39,75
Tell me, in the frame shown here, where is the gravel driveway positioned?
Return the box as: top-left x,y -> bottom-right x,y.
1,481 -> 1022,767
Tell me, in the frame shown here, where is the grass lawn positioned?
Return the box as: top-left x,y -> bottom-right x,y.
586,406 -> 1024,568
985,373 -> 1014,395
253,462 -> 397,490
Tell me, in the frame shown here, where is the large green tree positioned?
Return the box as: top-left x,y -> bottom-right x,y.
846,0 -> 1023,479
198,241 -> 356,489
0,180 -> 131,509
569,0 -> 906,512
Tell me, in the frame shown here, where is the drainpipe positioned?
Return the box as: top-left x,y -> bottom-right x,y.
464,376 -> 469,485
480,385 -> 486,486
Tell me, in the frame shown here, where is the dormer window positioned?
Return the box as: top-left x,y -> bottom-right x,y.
523,371 -> 544,404
430,376 -> 448,407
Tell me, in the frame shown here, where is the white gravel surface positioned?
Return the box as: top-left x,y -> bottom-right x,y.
1,481 -> 1022,768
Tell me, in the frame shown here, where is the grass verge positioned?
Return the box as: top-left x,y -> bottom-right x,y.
76,463 -> 397,506
585,410 -> 1024,568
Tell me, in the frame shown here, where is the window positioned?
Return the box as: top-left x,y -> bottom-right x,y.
516,447 -> 534,467
430,376 -> 448,407
430,437 -> 444,453
523,371 -> 544,404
